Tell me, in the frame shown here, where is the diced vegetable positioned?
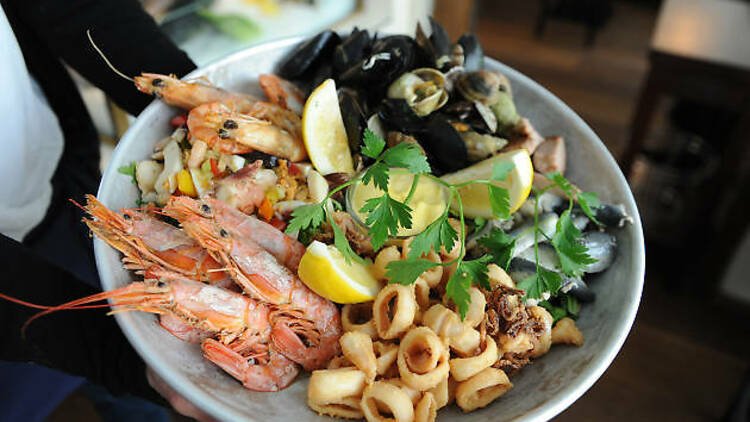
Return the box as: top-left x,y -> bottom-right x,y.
189,167 -> 213,197
210,158 -> 222,177
135,160 -> 163,193
177,169 -> 197,197
258,197 -> 274,221
225,154 -> 246,172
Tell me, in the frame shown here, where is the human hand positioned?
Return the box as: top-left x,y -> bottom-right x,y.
146,367 -> 219,422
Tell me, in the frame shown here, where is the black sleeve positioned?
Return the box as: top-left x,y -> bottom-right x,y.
11,0 -> 196,116
0,234 -> 166,405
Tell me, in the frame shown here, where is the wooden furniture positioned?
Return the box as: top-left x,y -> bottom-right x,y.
535,0 -> 613,45
621,0 -> 750,294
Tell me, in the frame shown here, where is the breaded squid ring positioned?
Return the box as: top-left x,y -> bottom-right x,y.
450,325 -> 481,357
342,302 -> 378,339
361,381 -> 415,422
401,239 -> 443,287
415,391 -> 437,422
385,378 -> 421,405
449,337 -> 498,381
372,246 -> 401,281
374,341 -> 399,377
397,327 -> 450,391
462,287 -> 487,328
455,368 -> 513,412
373,284 -> 417,339
413,277 -> 431,324
428,377 -> 450,409
422,304 -> 463,339
527,306 -> 553,358
308,368 -> 367,418
340,331 -> 377,381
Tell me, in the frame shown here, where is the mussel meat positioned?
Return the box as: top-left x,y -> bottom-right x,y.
387,68 -> 448,117
277,30 -> 341,79
490,90 -> 520,132
460,130 -> 508,162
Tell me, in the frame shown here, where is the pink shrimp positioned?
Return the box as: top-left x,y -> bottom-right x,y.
165,195 -> 305,272
134,73 -> 259,111
202,339 -> 299,392
79,195 -> 231,287
259,74 -> 305,115
170,212 -> 341,371
187,102 -> 307,161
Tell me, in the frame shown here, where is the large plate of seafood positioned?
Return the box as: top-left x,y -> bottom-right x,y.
91,20 -> 644,422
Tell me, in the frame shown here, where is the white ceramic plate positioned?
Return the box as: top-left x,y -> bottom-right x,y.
95,36 -> 645,422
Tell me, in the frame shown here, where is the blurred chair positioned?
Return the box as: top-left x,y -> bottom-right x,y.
535,0 -> 613,45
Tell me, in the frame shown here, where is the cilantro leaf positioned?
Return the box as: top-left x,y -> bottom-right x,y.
407,216 -> 457,260
491,162 -> 514,181
445,257 -> 492,318
360,195 -> 412,250
361,128 -> 386,159
477,228 -> 515,270
385,258 -> 441,285
285,202 -> 325,234
472,217 -> 487,234
577,191 -> 603,226
551,210 -> 597,277
546,171 -> 575,196
331,213 -> 365,264
539,300 -> 567,322
382,142 -> 430,174
488,185 -> 510,218
361,162 -> 389,191
565,294 -> 580,318
118,162 -> 137,186
516,267 -> 562,300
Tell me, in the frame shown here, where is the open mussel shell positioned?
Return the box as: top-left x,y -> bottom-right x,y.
339,35 -> 418,89
338,87 -> 368,153
333,28 -> 372,76
458,33 -> 484,71
386,68 -> 448,117
277,30 -> 341,80
377,99 -> 468,174
456,70 -> 502,105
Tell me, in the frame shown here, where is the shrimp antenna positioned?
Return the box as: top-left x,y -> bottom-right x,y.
86,29 -> 134,82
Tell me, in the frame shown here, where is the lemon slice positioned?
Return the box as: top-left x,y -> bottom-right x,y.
298,241 -> 381,304
441,149 -> 534,219
302,79 -> 354,175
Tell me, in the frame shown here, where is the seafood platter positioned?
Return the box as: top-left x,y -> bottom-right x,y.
83,19 -> 644,422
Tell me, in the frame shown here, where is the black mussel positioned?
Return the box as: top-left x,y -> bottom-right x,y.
339,35 -> 417,89
377,99 -> 467,173
377,98 -> 425,133
277,30 -> 341,80
306,62 -> 334,96
415,22 -> 436,67
429,17 -> 452,69
458,33 -> 484,71
333,28 -> 372,76
581,231 -> 617,273
338,87 -> 367,153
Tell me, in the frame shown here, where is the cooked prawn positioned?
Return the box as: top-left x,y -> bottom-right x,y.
187,102 -> 307,161
79,195 -> 231,286
171,212 -> 341,371
259,74 -> 305,115
134,73 -> 259,111
166,196 -> 305,272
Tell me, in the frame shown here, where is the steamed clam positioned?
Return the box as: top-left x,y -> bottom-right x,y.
387,68 -> 448,117
455,70 -> 502,105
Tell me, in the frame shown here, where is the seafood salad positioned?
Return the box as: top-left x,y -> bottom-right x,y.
66,18 -> 631,421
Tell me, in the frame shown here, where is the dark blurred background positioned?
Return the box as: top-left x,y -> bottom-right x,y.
50,0 -> 750,420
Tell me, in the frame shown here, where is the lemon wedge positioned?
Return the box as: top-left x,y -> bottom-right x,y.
302,79 -> 354,175
297,241 -> 381,304
441,149 -> 534,219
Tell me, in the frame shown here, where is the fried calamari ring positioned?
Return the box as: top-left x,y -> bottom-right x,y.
413,276 -> 431,324
340,331 -> 377,381
373,284 -> 417,339
449,325 -> 481,357
402,239 -> 443,287
527,305 -> 553,358
308,368 -> 367,419
361,381 -> 415,422
342,302 -> 377,339
374,341 -> 399,377
428,377 -> 449,409
462,287 -> 487,328
385,378 -> 421,405
449,337 -> 498,381
372,246 -> 401,281
551,317 -> 584,346
455,368 -> 513,412
422,304 -> 463,339
397,327 -> 450,391
415,391 -> 437,422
